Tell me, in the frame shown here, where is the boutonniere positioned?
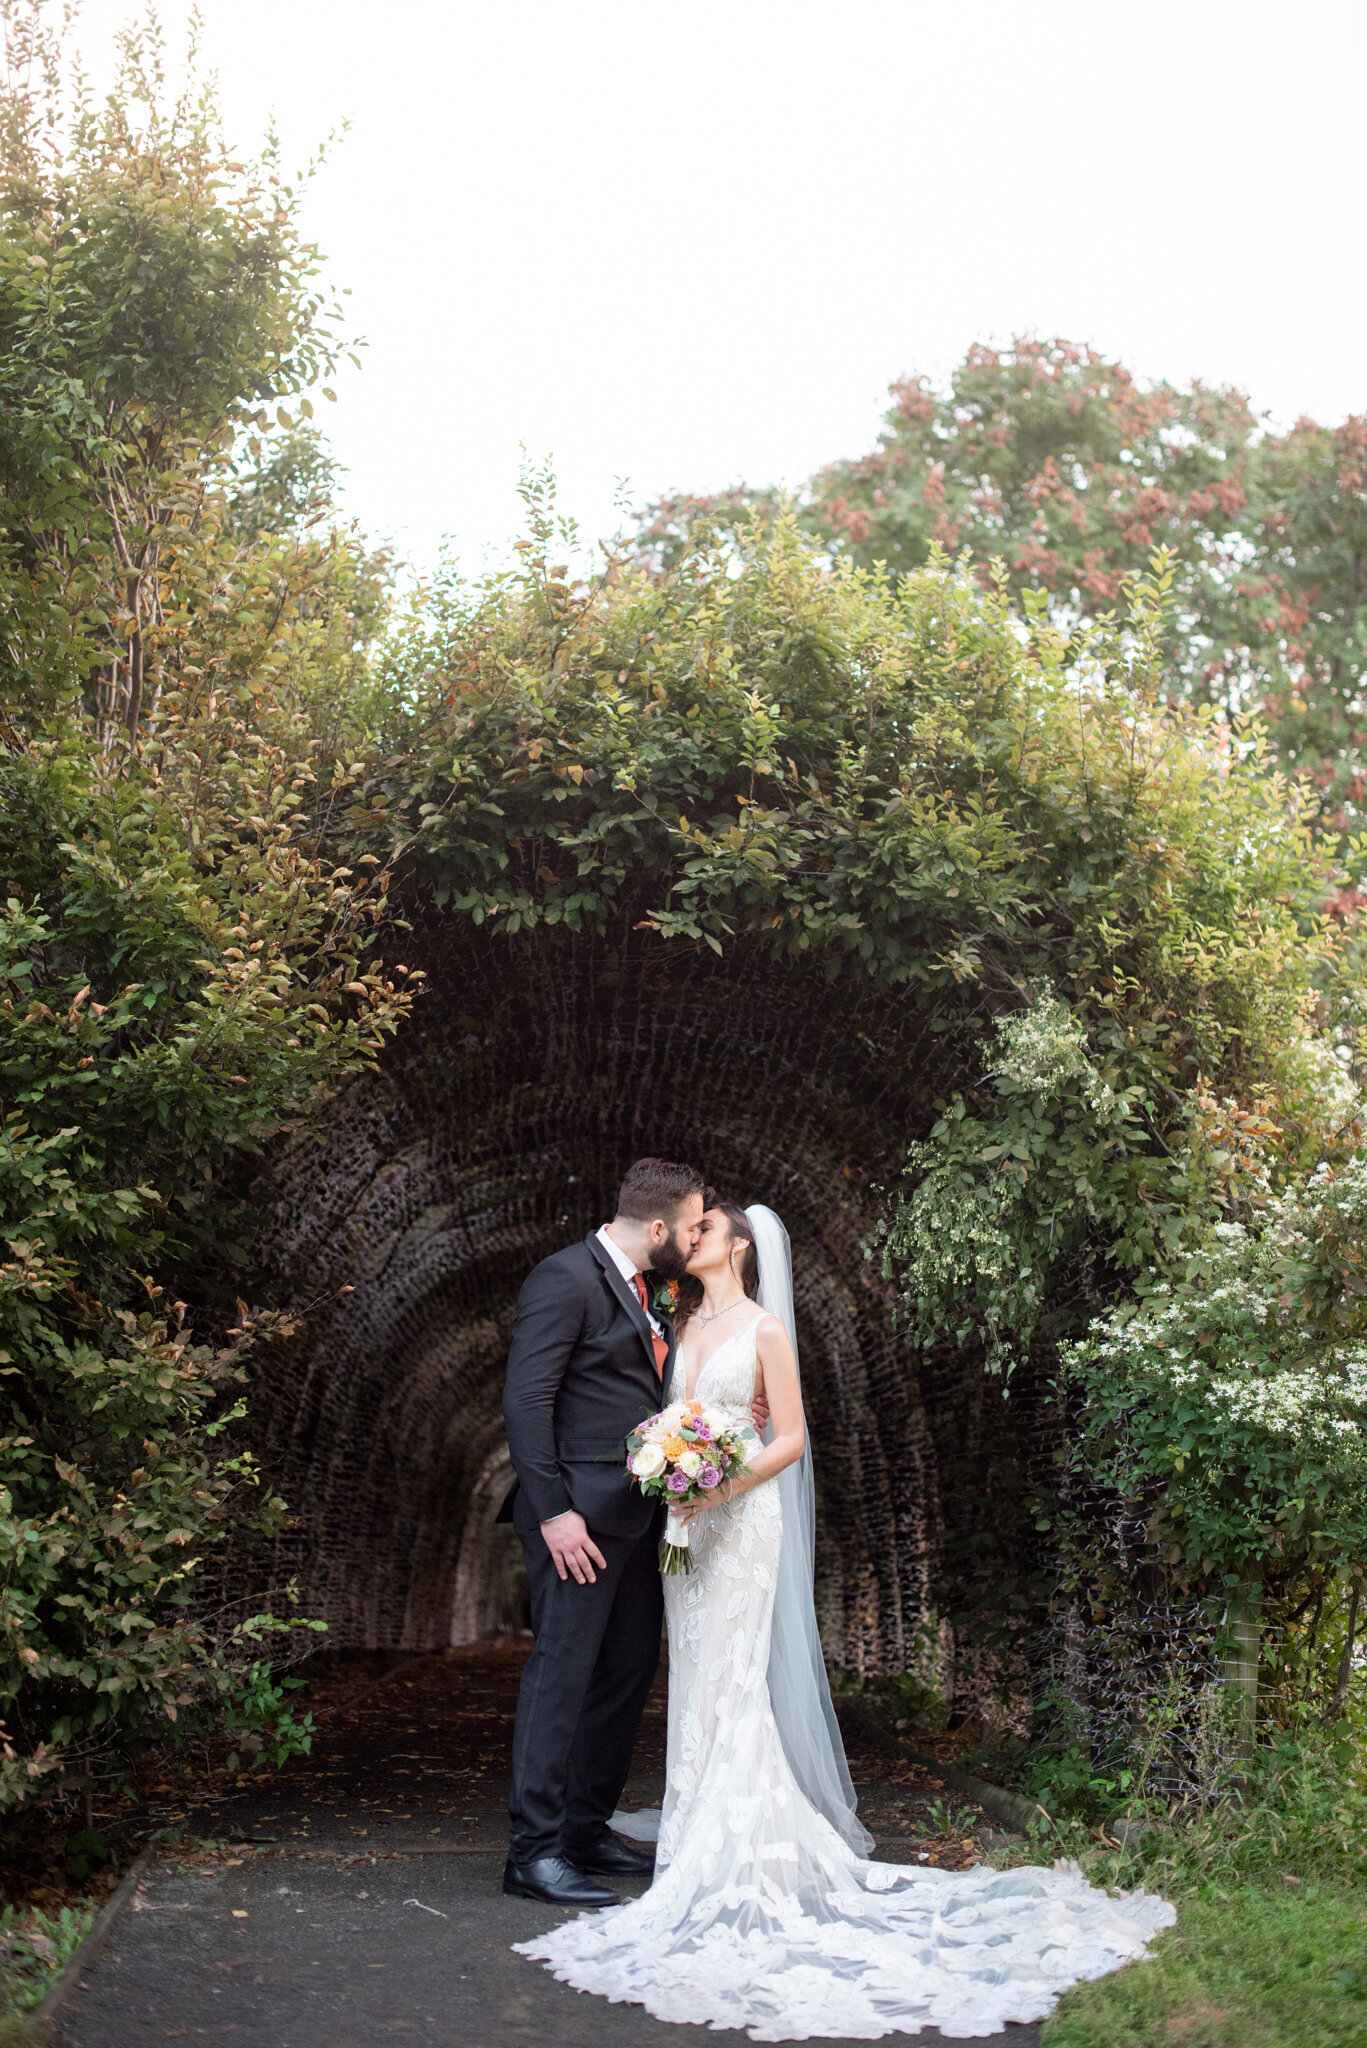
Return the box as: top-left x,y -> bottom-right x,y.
649,1276 -> 680,1317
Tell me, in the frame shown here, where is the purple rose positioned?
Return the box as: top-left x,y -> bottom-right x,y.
666,1470 -> 690,1493
692,1419 -> 714,1442
698,1465 -> 722,1489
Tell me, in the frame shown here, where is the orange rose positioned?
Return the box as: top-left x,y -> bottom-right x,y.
662,1435 -> 686,1460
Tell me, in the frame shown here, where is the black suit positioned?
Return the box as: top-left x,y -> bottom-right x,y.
501,1232 -> 671,1862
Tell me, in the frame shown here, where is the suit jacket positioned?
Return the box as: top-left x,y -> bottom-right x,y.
499,1233 -> 675,1540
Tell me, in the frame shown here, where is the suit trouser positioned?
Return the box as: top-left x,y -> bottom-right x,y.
508,1498 -> 663,1863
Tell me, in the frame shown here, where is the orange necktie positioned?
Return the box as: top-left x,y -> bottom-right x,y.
632,1272 -> 669,1379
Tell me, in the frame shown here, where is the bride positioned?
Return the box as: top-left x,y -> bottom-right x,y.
515,1202 -> 1173,2041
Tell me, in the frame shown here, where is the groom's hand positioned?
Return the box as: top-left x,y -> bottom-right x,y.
540,1510 -> 607,1585
751,1394 -> 771,1433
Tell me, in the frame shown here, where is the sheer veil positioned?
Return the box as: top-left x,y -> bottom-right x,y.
745,1205 -> 873,1856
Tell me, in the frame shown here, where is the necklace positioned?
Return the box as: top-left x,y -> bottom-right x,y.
696,1296 -> 748,1328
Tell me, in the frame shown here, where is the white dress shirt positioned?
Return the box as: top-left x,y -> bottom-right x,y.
596,1224 -> 664,1338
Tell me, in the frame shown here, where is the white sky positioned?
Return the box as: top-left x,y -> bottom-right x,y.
71,0 -> 1367,576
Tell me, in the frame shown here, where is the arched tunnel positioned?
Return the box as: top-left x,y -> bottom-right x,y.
243,933 -> 1046,1713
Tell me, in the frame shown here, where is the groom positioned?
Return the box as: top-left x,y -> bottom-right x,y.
500,1157 -> 707,1907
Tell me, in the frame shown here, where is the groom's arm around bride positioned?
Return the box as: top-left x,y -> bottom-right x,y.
500,1158 -> 706,1906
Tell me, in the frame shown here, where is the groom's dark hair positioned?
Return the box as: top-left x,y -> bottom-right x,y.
615,1157 -> 708,1223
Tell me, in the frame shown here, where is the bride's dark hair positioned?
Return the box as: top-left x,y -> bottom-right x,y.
675,1202 -> 758,1330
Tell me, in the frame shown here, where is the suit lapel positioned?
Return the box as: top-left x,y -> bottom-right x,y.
587,1232 -> 662,1382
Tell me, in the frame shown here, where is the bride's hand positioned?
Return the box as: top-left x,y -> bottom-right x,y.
672,1496 -> 714,1525
675,1477 -> 745,1523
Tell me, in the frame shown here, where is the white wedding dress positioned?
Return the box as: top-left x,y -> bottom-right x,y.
515,1311 -> 1174,2041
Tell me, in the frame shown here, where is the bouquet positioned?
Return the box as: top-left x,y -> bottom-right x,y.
625,1399 -> 758,1574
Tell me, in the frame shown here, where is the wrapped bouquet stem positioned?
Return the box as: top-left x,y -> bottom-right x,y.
662,1508 -> 692,1574
625,1399 -> 757,1575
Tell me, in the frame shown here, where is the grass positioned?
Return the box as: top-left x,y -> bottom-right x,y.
1043,1876 -> 1367,2048
952,1711 -> 1367,2048
0,1901 -> 93,2035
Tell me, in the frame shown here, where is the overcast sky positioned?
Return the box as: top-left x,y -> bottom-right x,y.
72,0 -> 1367,575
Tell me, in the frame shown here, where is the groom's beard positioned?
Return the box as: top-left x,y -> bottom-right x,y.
647,1234 -> 690,1283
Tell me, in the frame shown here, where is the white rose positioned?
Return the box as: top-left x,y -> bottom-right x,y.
632,1442 -> 666,1479
677,1448 -> 703,1478
702,1408 -> 729,1436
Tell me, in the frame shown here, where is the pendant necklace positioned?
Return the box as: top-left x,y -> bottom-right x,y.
696,1296 -> 748,1328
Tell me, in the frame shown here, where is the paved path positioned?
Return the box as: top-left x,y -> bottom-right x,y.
49,1645 -> 1042,2047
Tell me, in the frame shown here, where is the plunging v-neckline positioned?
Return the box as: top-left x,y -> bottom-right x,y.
679,1309 -> 766,1406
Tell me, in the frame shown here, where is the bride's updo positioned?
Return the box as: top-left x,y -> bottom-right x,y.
676,1202 -> 758,1329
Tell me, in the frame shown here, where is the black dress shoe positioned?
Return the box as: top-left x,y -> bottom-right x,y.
502,1854 -> 619,1907
565,1833 -> 657,1877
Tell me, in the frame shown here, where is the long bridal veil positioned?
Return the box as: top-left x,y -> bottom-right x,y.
745,1203 -> 872,1856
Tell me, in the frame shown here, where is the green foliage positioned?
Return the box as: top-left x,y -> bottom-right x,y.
0,730 -> 410,1807
1062,1165 -> 1367,1595
369,483 -> 1330,1096
875,994 -> 1216,1372
221,1657 -> 315,1772
0,7 -> 410,1807
640,337 -> 1367,836
369,478 -> 1357,1629
372,476 -> 1367,1698
1042,1879 -> 1367,2048
936,1702 -> 1361,2043
871,767 -> 1340,1364
0,1897 -> 90,2017
1017,1721 -> 1367,2046
0,0 -> 367,737
845,1666 -> 950,1735
882,989 -> 1367,1711
0,3 -> 1358,1887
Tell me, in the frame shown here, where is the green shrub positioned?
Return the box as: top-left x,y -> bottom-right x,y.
0,733 -> 409,1806
1064,1175 -> 1367,1592
0,12 -> 411,1803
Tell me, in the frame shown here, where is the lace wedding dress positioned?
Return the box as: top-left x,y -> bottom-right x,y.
515,1311 -> 1174,2041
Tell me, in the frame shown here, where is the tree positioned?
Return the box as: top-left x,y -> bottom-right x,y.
810,340 -> 1257,652
635,339 -> 1367,837
1247,415 -> 1367,833
0,1 -> 412,1807
0,0 -> 350,737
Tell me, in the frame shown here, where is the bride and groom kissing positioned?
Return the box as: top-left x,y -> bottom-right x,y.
499,1156 -> 1174,2041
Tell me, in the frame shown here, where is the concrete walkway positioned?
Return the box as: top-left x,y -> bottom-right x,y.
47,1646 -> 1043,2048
